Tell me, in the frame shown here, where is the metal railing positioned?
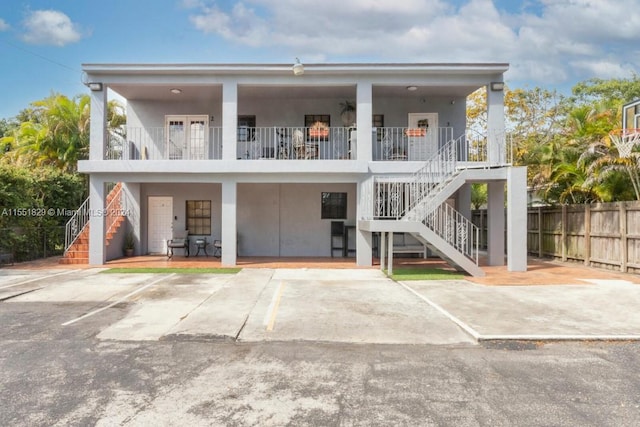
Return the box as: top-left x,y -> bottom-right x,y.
106,127 -> 223,160
237,127 -> 353,160
64,196 -> 90,252
459,129 -> 513,166
372,127 -> 453,161
423,203 -> 480,264
372,138 -> 458,219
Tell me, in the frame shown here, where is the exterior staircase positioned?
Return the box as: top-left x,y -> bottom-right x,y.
364,137 -> 485,277
59,183 -> 125,265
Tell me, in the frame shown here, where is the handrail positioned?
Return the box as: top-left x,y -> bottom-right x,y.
64,196 -> 90,252
422,203 -> 480,263
105,183 -> 123,236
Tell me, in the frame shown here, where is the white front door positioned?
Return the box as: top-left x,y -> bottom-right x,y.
408,113 -> 439,160
148,196 -> 173,254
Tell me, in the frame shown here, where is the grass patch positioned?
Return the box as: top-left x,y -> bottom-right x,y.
387,267 -> 465,281
101,267 -> 241,274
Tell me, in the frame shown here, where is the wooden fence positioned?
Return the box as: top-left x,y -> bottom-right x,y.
472,202 -> 640,274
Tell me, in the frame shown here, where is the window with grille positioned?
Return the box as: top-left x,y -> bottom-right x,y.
321,192 -> 347,219
186,200 -> 211,235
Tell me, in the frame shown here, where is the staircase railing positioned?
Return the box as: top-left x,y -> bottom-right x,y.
423,203 -> 480,264
64,197 -> 90,253
372,137 -> 460,219
105,183 -> 124,236
404,137 -> 459,220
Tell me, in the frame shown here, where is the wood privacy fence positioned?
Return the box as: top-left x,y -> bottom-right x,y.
472,202 -> 640,274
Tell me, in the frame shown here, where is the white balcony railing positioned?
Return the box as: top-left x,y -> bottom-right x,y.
106,127 -> 223,160
372,127 -> 453,161
237,127 -> 353,160
104,125 -> 512,164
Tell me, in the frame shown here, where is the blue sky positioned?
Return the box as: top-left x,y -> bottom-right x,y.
1,0 -> 638,120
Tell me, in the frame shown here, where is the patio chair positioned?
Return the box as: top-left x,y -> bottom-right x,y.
212,240 -> 222,258
167,230 -> 189,259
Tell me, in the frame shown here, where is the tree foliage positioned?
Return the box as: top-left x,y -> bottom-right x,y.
468,75 -> 640,205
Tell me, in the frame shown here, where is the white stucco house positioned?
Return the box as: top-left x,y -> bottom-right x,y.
72,62 -> 528,276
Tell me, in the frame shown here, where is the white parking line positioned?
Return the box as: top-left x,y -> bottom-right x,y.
0,270 -> 76,290
264,280 -> 286,332
61,274 -> 175,326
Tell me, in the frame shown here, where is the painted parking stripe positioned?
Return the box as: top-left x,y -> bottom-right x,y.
0,270 -> 76,290
62,273 -> 176,326
264,280 -> 286,332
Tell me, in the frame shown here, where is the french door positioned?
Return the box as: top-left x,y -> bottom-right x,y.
165,115 -> 209,159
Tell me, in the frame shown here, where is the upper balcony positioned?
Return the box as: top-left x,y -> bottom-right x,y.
106,125 -> 462,162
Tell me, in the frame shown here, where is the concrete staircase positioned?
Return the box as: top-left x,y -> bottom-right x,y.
59,183 -> 125,265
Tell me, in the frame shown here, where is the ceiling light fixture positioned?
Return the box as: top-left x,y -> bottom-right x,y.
406,86 -> 418,91
293,58 -> 304,76
170,88 -> 182,94
87,82 -> 103,91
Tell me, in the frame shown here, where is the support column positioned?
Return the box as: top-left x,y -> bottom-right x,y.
88,176 -> 105,265
387,232 -> 394,275
221,180 -> 237,266
379,232 -> 386,271
356,82 -> 373,162
486,83 -> 506,166
487,181 -> 505,266
222,82 -> 238,161
507,167 -> 527,271
89,87 -> 107,160
356,179 -> 372,266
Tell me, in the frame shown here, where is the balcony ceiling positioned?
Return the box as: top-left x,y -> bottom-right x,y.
109,83 -> 479,101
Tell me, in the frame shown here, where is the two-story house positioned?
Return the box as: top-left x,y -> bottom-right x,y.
72,62 -> 528,276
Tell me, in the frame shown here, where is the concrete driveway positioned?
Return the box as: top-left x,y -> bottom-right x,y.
3,266 -> 640,344
1,268 -> 475,345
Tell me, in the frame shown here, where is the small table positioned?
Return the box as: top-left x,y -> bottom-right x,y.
194,237 -> 208,256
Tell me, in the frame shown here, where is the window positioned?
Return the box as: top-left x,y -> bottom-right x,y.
186,200 -> 211,235
321,192 -> 347,219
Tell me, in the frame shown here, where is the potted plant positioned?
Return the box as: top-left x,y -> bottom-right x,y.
339,100 -> 356,127
123,231 -> 135,257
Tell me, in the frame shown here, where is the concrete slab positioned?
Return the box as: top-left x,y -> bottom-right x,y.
404,279 -> 640,339
163,269 -> 273,341
239,269 -> 475,345
13,272 -> 158,303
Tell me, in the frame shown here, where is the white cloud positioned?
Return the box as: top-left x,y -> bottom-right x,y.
0,18 -> 9,31
187,0 -> 640,86
21,10 -> 83,46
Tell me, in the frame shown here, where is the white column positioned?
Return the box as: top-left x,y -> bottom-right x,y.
221,180 -> 237,266
379,232 -> 386,271
89,88 -> 107,161
356,179 -> 373,266
222,82 -> 238,161
486,83 -> 506,165
387,231 -> 394,275
487,181 -> 505,266
356,82 -> 373,162
88,176 -> 105,265
507,167 -> 528,271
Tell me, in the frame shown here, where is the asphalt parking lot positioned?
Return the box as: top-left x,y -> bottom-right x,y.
3,266 -> 640,425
